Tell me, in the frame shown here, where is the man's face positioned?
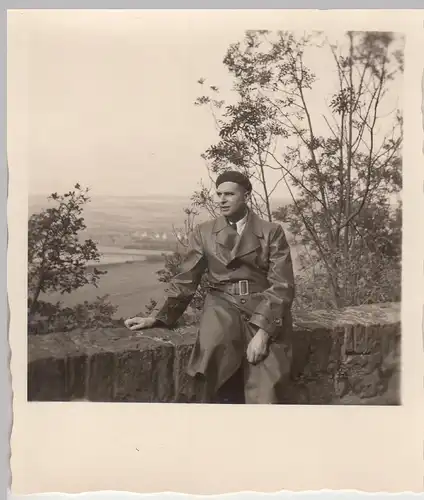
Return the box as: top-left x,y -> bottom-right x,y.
216,181 -> 249,218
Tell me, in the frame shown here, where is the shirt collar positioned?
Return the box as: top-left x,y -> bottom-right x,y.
226,208 -> 249,229
237,209 -> 249,228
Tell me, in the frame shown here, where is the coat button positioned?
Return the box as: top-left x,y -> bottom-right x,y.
240,298 -> 246,304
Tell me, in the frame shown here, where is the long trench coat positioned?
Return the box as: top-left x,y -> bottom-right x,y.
152,211 -> 295,404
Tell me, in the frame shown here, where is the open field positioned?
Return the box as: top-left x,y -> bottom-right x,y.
43,260 -> 168,320
88,245 -> 172,266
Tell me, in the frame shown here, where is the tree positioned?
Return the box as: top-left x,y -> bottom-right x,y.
193,30 -> 403,309
28,184 -> 118,334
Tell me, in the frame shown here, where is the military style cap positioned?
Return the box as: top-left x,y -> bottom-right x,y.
215,170 -> 252,193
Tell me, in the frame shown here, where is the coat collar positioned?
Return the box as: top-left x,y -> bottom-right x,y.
212,210 -> 264,238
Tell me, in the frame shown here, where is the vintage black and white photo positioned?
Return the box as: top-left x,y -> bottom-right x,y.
22,15 -> 403,405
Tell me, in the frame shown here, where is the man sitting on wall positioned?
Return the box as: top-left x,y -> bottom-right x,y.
125,170 -> 295,404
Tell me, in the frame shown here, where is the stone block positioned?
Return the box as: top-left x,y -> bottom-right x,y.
112,344 -> 175,402
27,332 -> 84,401
28,356 -> 67,401
64,353 -> 87,400
87,351 -> 116,401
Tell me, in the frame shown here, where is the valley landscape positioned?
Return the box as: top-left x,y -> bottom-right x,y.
29,193 -> 295,321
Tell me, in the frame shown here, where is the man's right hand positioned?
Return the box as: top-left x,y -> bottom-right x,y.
124,316 -> 157,331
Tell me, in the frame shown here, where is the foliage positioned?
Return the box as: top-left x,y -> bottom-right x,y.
191,30 -> 403,309
28,295 -> 120,335
28,184 -> 118,334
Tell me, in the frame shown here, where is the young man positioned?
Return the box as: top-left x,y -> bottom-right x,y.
125,171 -> 295,404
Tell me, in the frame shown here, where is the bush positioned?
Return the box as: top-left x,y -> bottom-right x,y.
28,295 -> 121,335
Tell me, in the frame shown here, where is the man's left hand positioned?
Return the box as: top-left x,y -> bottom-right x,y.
246,328 -> 270,364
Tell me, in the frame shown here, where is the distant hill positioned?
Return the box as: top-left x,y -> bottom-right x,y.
28,193 -> 292,247
29,194 -> 195,230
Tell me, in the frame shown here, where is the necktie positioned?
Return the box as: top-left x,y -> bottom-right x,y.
227,221 -> 238,250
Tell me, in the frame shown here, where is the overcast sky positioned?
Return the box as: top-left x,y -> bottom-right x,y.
8,10 -> 402,199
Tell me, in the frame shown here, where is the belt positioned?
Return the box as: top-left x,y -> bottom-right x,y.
207,280 -> 265,296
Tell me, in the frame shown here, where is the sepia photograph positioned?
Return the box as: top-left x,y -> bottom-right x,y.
19,13 -> 403,405
10,8 -> 424,496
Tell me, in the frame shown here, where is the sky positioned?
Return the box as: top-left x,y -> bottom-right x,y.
8,10 -> 403,199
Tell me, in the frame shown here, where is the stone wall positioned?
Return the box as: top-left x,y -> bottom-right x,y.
27,302 -> 401,404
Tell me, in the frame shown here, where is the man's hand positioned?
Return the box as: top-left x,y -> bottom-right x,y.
246,328 -> 270,364
124,316 -> 157,331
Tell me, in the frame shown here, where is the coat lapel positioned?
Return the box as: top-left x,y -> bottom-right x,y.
231,211 -> 263,260
212,212 -> 264,266
213,216 -> 238,265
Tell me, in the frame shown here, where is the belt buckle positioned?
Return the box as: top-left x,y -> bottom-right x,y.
238,280 -> 249,296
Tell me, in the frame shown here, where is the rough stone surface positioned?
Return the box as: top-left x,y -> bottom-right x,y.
27,302 -> 401,405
